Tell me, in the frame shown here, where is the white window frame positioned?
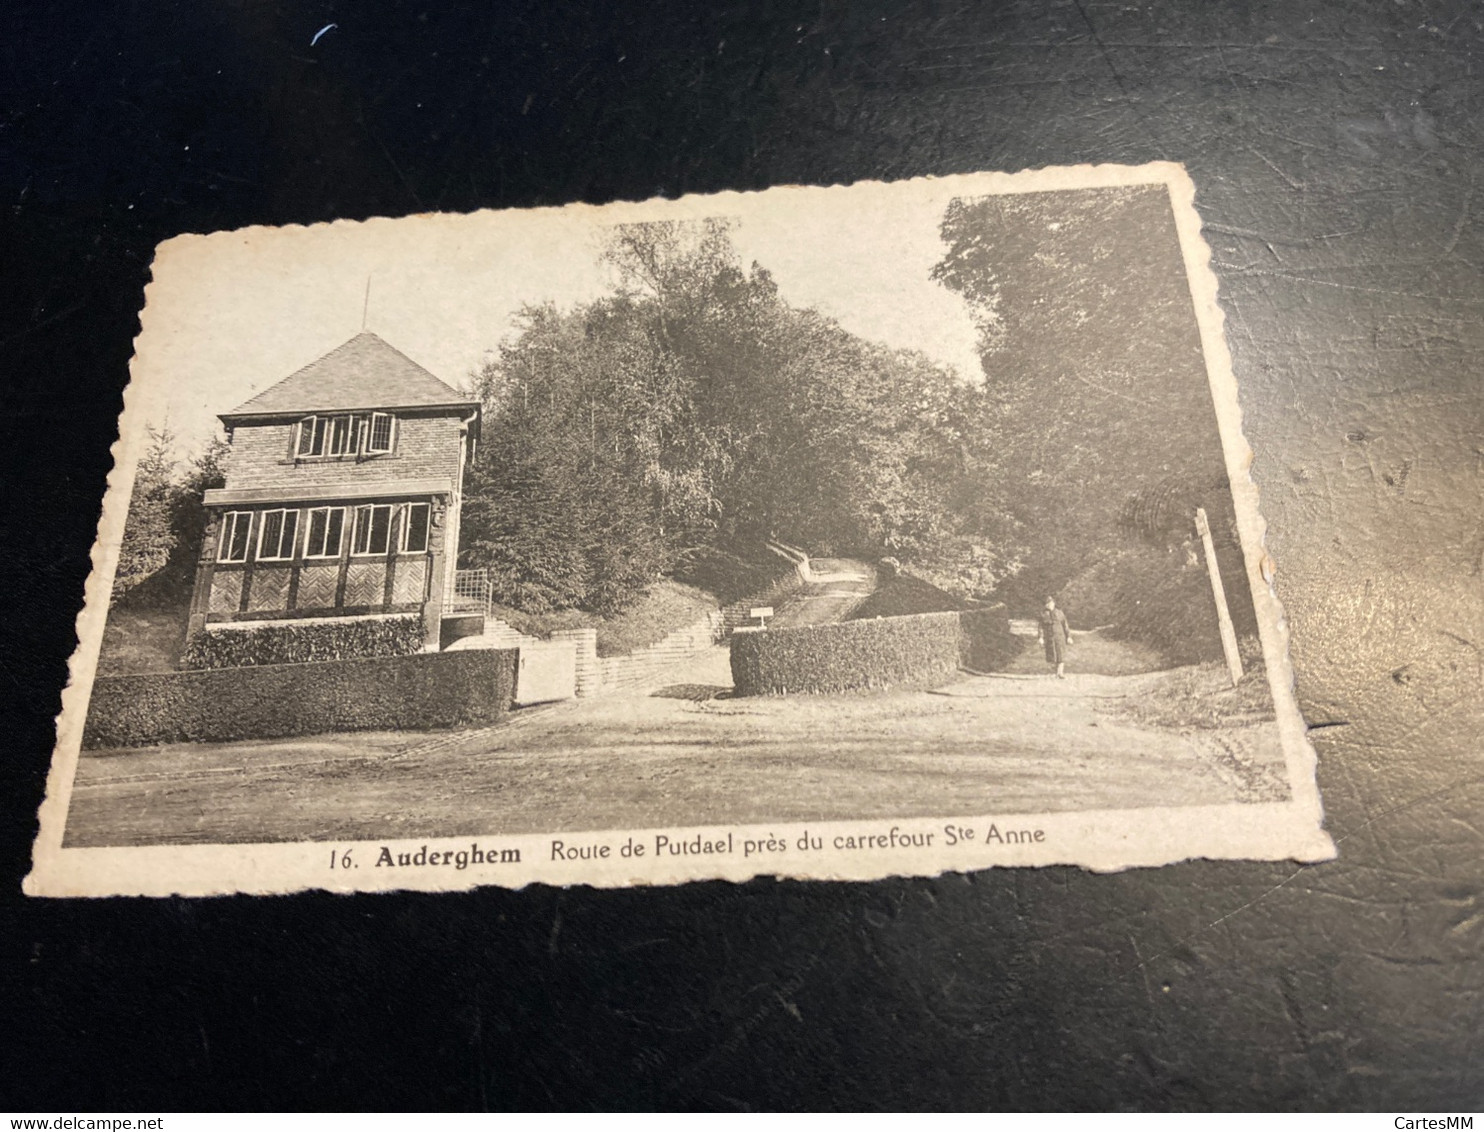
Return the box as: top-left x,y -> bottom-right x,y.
327,414 -> 361,457
296,415 -> 328,458
303,506 -> 346,559
218,511 -> 253,563
399,502 -> 431,554
256,508 -> 300,562
299,413 -> 378,458
365,412 -> 396,455
352,504 -> 394,557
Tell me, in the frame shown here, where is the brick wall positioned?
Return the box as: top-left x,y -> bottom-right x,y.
224,414 -> 465,492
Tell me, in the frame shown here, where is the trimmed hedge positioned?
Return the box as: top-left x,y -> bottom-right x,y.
730,611 -> 931,696
730,608 -> 1019,696
82,649 -> 517,748
958,607 -> 1019,673
182,615 -> 425,669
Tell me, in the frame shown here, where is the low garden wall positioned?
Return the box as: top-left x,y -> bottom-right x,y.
82,648 -> 518,748
730,608 -> 1015,697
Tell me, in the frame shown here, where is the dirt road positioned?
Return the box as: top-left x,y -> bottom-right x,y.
66,634 -> 1288,846
64,567 -> 1290,848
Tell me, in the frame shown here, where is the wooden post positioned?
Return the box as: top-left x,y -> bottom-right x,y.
185,509 -> 221,646
1195,507 -> 1244,686
421,497 -> 448,653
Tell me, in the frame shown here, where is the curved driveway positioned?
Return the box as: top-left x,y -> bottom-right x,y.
766,558 -> 876,629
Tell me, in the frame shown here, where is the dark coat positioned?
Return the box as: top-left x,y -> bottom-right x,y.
1040,607 -> 1071,664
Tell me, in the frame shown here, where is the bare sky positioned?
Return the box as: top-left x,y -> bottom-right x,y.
131,178 -> 992,460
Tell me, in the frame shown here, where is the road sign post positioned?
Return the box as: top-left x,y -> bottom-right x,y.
1195,507 -> 1244,687
750,606 -> 773,629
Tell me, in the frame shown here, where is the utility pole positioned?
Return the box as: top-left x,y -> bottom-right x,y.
1196,507 -> 1244,686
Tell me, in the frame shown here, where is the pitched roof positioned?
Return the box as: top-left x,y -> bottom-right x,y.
221,332 -> 479,419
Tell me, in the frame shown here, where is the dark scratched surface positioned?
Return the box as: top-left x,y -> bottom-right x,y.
2,0 -> 1480,1111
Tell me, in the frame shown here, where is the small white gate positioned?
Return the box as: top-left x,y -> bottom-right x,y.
515,641 -> 578,706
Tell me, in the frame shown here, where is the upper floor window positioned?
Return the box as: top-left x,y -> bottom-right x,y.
304,507 -> 346,558
218,511 -> 253,563
296,416 -> 329,457
256,508 -> 300,561
296,412 -> 396,459
352,504 -> 394,557
366,412 -> 395,454
400,502 -> 430,554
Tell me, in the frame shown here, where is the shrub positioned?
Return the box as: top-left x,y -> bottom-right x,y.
1056,543 -> 1245,667
958,607 -> 1018,673
731,611 -> 962,696
849,571 -> 967,621
731,608 -> 1020,696
82,649 -> 517,748
181,616 -> 424,669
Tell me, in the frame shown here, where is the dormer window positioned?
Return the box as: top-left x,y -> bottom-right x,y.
296,415 -> 319,457
295,413 -> 396,458
365,412 -> 395,454
328,414 -> 359,456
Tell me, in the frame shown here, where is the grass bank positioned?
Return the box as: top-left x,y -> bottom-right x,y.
490,579 -> 722,657
1096,639 -> 1274,730
848,570 -> 970,621
492,544 -> 794,656
97,606 -> 189,675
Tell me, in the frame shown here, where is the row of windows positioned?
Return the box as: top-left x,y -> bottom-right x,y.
296,412 -> 396,459
218,503 -> 430,564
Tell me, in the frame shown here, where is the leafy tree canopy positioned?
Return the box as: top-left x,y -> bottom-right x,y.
114,429 -> 229,607
460,220 -> 1012,614
933,185 -> 1249,633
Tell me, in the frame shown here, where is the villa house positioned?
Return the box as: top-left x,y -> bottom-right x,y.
186,332 -> 481,653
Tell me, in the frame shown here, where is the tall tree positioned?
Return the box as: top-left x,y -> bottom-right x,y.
112,427 -> 178,600
114,434 -> 230,608
933,185 -> 1245,617
461,219 -> 1015,614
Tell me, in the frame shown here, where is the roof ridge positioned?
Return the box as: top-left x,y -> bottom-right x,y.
222,332 -> 479,418
348,331 -> 466,399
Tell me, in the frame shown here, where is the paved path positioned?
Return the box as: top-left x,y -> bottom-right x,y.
999,624 -> 1169,679
767,557 -> 876,629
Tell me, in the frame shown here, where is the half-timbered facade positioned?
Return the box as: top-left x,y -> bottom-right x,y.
186,332 -> 481,652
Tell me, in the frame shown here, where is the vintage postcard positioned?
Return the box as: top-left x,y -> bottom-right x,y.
27,163 -> 1334,897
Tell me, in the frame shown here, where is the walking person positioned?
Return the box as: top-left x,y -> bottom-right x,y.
1039,596 -> 1072,679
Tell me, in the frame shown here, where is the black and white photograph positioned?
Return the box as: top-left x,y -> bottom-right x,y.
28,164 -> 1331,896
